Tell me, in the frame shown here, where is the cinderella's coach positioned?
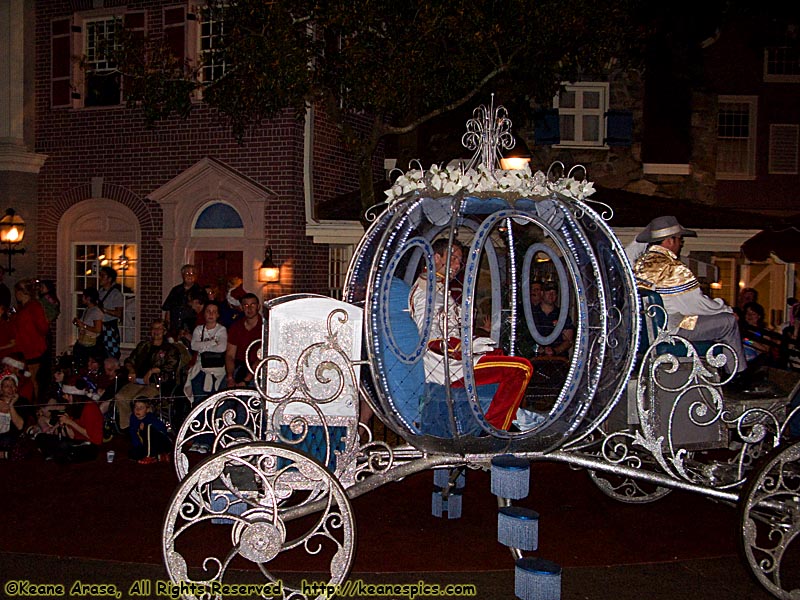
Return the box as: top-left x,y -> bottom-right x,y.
163,103 -> 800,600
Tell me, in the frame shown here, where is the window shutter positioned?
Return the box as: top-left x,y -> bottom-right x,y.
605,110 -> 633,147
533,109 -> 560,146
51,17 -> 72,107
164,6 -> 187,61
769,124 -> 799,174
124,11 -> 146,36
121,11 -> 146,103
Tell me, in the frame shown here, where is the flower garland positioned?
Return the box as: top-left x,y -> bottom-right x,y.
385,163 -> 595,203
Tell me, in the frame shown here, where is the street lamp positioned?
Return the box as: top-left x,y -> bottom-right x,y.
0,209 -> 26,274
258,246 -> 280,283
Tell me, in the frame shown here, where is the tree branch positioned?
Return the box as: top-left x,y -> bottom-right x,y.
381,63 -> 510,137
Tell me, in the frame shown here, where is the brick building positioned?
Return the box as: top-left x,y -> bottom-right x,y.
0,0 -> 378,354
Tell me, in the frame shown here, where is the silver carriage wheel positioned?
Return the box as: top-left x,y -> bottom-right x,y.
163,442 -> 356,600
739,441 -> 800,599
173,389 -> 264,481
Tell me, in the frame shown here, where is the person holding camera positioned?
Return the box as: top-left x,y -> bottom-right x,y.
72,287 -> 104,371
35,380 -> 103,463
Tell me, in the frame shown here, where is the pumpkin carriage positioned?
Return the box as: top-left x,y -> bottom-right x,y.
162,102 -> 800,600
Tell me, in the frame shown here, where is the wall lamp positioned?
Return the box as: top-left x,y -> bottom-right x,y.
0,209 -> 26,274
258,246 -> 280,283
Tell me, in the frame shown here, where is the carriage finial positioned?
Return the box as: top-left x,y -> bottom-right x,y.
461,93 -> 516,172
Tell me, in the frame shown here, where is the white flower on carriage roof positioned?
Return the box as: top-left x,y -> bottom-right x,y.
384,159 -> 594,203
442,179 -> 462,194
495,169 -> 525,190
429,164 -> 444,190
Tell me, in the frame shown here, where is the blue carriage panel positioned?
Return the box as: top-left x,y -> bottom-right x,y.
278,425 -> 349,473
638,289 -> 713,358
380,277 -> 498,438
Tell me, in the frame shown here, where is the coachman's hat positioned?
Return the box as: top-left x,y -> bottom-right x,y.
635,216 -> 697,243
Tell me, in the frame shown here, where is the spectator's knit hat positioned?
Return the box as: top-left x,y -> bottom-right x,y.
636,216 -> 697,243
62,384 -> 86,396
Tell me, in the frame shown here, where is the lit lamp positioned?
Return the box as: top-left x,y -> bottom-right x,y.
258,246 -> 280,283
499,136 -> 531,170
0,208 -> 26,274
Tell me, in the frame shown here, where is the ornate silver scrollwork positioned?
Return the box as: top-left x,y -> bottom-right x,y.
462,95 -> 515,172
174,303 -> 400,489
740,441 -> 800,599
586,297 -> 798,502
163,443 -> 356,600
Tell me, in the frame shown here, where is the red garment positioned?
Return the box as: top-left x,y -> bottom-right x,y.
74,400 -> 103,445
452,354 -> 533,430
0,319 -> 14,360
16,374 -> 34,404
227,315 -> 262,362
12,300 -> 49,360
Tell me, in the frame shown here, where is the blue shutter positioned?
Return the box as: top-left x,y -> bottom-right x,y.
605,110 -> 633,147
533,109 -> 560,146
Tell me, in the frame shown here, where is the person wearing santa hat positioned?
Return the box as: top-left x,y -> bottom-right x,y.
2,355 -> 34,404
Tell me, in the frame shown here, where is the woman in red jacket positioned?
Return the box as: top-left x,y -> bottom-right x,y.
12,279 -> 49,403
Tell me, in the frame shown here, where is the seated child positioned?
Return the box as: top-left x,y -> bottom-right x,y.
129,398 -> 171,464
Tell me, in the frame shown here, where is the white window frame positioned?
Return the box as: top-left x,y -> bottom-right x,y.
553,82 -> 609,149
71,242 -> 138,350
328,245 -> 353,300
76,12 -> 123,108
717,95 -> 758,181
71,8 -> 144,109
764,46 -> 800,83
769,124 -> 799,175
197,4 -> 228,83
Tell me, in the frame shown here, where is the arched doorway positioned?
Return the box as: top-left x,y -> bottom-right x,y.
57,199 -> 140,354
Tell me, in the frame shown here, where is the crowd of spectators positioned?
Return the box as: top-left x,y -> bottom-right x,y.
0,263 -> 262,464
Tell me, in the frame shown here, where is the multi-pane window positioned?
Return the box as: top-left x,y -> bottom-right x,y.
84,16 -> 122,106
764,46 -> 800,82
329,245 -> 353,300
73,243 -> 138,347
717,96 -> 757,180
199,6 -> 227,81
554,82 -> 609,147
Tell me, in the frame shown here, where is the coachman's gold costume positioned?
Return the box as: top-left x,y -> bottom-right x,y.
633,245 -> 747,373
